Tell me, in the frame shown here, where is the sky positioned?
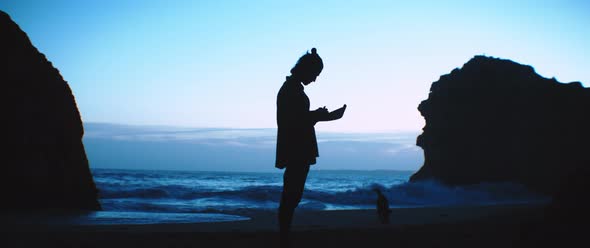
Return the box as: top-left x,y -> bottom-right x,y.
1,0 -> 589,132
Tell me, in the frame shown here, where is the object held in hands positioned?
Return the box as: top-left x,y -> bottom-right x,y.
319,104 -> 346,121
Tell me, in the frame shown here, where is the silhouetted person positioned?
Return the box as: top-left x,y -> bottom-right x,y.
373,188 -> 392,224
276,48 -> 346,247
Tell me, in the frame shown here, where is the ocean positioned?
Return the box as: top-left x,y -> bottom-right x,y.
78,125 -> 550,225
94,168 -> 548,214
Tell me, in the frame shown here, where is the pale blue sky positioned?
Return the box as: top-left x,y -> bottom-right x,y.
2,0 -> 588,132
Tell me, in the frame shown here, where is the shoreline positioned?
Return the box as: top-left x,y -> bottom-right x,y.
6,203 -> 545,232
4,203 -> 572,248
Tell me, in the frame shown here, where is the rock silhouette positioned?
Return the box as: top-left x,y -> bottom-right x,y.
411,55 -> 590,196
1,11 -> 100,210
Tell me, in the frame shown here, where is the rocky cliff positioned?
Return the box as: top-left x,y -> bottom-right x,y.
410,55 -> 590,195
1,11 -> 100,210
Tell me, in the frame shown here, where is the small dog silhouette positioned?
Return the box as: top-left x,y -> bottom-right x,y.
373,188 -> 392,224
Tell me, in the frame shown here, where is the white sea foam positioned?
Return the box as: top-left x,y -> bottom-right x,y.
93,169 -> 549,213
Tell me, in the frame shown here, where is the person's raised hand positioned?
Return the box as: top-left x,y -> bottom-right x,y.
316,106 -> 329,115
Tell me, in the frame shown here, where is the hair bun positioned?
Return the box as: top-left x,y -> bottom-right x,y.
311,48 -> 317,54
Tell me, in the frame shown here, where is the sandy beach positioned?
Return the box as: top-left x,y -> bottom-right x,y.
4,203 -> 576,248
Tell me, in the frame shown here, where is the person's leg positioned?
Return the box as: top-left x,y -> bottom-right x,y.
278,163 -> 310,247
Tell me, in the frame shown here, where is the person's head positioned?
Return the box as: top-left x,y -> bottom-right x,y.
290,48 -> 323,85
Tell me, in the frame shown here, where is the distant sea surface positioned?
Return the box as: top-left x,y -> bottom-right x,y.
93,168 -> 549,213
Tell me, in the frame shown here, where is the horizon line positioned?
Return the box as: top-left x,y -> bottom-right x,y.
83,121 -> 422,134
90,166 -> 419,174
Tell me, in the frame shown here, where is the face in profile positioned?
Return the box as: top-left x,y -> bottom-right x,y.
301,70 -> 321,85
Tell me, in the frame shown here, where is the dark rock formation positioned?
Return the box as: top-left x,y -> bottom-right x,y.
1,11 -> 100,210
411,55 -> 590,196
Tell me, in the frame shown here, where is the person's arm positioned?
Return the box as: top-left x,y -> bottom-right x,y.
279,91 -> 323,127
280,89 -> 345,126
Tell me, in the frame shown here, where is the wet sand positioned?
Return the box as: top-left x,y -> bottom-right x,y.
3,203 -> 576,248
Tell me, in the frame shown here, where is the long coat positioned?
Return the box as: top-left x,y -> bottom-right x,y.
275,77 -> 320,169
